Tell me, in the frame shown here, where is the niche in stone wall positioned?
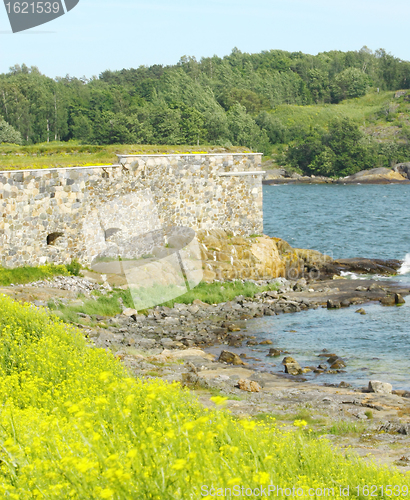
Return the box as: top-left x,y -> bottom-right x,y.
47,232 -> 64,246
105,228 -> 121,241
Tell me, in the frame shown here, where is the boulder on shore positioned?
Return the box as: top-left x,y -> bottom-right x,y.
218,350 -> 246,366
238,379 -> 261,392
334,258 -> 401,276
368,380 -> 393,394
282,356 -> 303,375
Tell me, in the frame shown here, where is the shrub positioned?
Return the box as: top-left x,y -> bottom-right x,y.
65,258 -> 82,276
0,119 -> 23,145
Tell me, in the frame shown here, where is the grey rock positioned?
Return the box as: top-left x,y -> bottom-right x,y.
284,362 -> 303,376
248,373 -> 267,388
368,380 -> 393,394
267,348 -> 281,357
327,299 -> 340,309
330,359 -> 346,369
218,350 -> 246,366
160,338 -> 176,347
137,338 -> 157,349
393,162 -> 410,180
380,296 -> 396,306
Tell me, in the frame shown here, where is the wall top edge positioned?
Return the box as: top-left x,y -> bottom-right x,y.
219,171 -> 266,176
0,164 -> 122,174
117,153 -> 263,158
0,153 -> 263,174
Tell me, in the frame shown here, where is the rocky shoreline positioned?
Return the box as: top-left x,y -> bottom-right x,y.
1,262 -> 410,470
263,164 -> 410,185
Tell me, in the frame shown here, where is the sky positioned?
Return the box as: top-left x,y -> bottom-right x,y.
1,0 -> 410,79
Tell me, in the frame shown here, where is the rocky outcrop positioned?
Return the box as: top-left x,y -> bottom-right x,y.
393,162 -> 410,180
338,167 -> 408,184
333,258 -> 402,276
197,229 -> 306,282
186,229 -> 404,283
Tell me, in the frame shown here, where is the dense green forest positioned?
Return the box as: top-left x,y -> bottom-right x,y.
1,46 -> 410,176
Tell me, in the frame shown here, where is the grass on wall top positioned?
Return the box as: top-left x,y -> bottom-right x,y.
0,143 -> 251,171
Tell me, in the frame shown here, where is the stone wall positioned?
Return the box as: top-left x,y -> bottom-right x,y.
0,153 -> 264,268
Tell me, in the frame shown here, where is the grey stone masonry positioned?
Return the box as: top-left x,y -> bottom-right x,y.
0,153 -> 264,268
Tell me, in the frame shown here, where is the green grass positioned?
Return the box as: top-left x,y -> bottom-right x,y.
48,288 -> 135,323
2,266 -> 278,321
327,420 -> 368,436
255,409 -> 326,427
47,279 -> 280,323
0,263 -> 73,286
159,279 -> 279,308
202,386 -> 242,401
270,90 -> 397,132
0,142 -> 251,171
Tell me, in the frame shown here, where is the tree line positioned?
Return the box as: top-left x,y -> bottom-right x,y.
285,117 -> 409,177
1,46 -> 410,159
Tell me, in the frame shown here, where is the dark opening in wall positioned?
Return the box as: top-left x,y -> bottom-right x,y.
47,232 -> 64,245
105,228 -> 121,241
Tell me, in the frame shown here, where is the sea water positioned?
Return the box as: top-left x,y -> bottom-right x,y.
211,184 -> 410,390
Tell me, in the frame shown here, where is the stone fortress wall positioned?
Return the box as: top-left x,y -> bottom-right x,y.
0,153 -> 264,269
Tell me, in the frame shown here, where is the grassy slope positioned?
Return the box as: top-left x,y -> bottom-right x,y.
0,293 -> 408,499
0,143 -> 250,171
263,90 -> 410,165
270,90 -> 398,132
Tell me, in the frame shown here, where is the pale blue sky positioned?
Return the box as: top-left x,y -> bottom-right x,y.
1,0 -> 409,78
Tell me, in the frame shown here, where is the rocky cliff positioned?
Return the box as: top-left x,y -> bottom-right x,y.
196,229 -> 333,282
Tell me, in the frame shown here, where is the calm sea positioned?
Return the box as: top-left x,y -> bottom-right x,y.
215,184 -> 410,390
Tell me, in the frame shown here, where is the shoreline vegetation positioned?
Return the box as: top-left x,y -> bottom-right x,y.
1,293 -> 409,498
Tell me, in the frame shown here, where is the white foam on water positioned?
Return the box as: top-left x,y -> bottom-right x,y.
340,271 -> 362,280
399,254 -> 410,275
340,271 -> 358,279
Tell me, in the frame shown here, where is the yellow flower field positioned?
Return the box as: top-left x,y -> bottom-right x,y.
0,294 -> 408,499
